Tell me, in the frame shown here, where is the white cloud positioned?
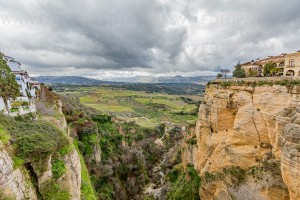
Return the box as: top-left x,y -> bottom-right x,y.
0,0 -> 299,78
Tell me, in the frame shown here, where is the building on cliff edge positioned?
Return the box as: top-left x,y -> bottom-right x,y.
0,55 -> 40,116
240,51 -> 300,77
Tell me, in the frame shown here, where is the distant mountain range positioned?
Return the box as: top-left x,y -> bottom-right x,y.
105,75 -> 215,84
35,75 -> 215,85
34,76 -> 112,85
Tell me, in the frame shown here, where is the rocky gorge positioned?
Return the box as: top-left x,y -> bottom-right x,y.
1,81 -> 300,200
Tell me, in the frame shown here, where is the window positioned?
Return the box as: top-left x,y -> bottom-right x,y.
279,62 -> 284,67
289,59 -> 295,67
286,70 -> 295,76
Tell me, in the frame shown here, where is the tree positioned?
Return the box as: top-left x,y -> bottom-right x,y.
263,62 -> 277,76
232,62 -> 246,78
216,73 -> 222,78
248,69 -> 258,77
270,67 -> 280,76
220,69 -> 230,78
0,53 -> 20,113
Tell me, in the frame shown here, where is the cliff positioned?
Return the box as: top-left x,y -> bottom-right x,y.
0,118 -> 82,200
194,82 -> 300,200
0,85 -> 87,200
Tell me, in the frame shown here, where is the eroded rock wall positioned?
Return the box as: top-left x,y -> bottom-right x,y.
0,143 -> 37,200
194,84 -> 300,200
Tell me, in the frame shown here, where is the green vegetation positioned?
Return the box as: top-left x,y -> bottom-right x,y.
167,164 -> 201,200
203,167 -> 247,185
51,159 -> 67,179
216,79 -> 300,89
58,85 -> 202,199
61,95 -> 166,199
11,101 -> 29,108
232,62 -> 246,78
74,140 -> 97,200
0,126 -> 10,145
90,115 -> 160,199
12,156 -> 24,169
72,120 -> 98,157
216,73 -> 222,78
10,108 -> 19,113
0,192 -> 15,200
58,86 -> 201,128
248,69 -> 258,77
187,136 -> 197,145
263,62 -> 278,76
248,159 -> 282,180
0,114 -> 73,199
0,53 -> 20,113
41,181 -> 71,200
0,115 -> 69,161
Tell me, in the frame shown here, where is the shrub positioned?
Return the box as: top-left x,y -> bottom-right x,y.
21,101 -> 29,106
263,62 -> 277,76
12,156 -> 24,169
202,166 -> 246,185
10,108 -> 19,113
248,69 -> 258,77
167,165 -> 201,200
167,168 -> 181,183
11,101 -> 22,108
52,159 -> 66,179
0,127 -> 10,145
16,133 -> 58,157
73,120 -> 98,156
0,115 -> 69,160
74,140 -> 97,200
232,63 -> 246,78
187,136 -> 197,145
41,181 -> 71,200
59,145 -> 72,156
224,167 -> 246,184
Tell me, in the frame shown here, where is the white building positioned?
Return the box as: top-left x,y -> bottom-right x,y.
0,55 -> 40,115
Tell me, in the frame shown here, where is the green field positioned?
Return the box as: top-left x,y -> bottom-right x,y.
58,86 -> 202,128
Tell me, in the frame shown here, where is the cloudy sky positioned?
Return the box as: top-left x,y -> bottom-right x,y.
1,0 -> 300,79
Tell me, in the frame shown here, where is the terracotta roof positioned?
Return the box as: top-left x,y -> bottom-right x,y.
240,54 -> 285,66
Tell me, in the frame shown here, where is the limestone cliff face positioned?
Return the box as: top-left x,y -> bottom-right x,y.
0,143 -> 82,200
0,89 -> 82,199
58,149 -> 82,200
0,143 -> 37,200
194,84 -> 300,200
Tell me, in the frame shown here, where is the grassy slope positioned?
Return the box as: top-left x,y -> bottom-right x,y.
74,140 -> 97,200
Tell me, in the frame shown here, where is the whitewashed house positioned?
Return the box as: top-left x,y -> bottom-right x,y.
0,55 -> 40,115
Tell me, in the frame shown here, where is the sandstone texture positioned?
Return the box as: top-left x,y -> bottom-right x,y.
0,143 -> 37,200
59,149 -> 82,200
194,84 -> 300,200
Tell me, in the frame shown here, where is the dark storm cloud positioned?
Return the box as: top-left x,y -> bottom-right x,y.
0,0 -> 300,76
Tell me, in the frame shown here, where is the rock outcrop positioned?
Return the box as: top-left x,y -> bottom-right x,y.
0,86 -> 83,199
59,149 -> 82,200
0,143 -> 82,200
194,83 -> 300,200
0,143 -> 37,200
